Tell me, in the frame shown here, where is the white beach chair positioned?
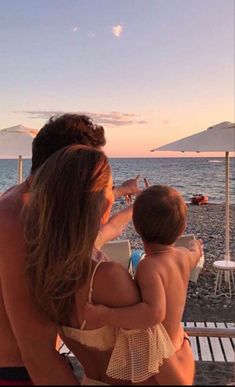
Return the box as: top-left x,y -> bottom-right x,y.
175,234 -> 205,283
100,239 -> 131,270
101,236 -> 204,283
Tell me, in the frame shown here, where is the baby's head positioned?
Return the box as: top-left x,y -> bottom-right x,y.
133,185 -> 187,245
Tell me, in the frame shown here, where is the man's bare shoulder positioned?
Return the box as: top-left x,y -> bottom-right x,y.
0,186 -> 26,261
0,184 -> 18,197
0,185 -> 25,227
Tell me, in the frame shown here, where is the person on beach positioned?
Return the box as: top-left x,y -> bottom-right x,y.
0,114 -> 140,385
23,145 -> 173,385
24,146 -> 199,385
85,185 -> 203,385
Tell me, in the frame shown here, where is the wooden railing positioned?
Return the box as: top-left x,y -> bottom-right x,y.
184,326 -> 235,338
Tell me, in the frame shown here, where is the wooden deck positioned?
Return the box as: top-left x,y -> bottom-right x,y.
183,322 -> 235,362
59,321 -> 235,363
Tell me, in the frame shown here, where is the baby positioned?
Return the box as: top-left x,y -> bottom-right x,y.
85,185 -> 203,385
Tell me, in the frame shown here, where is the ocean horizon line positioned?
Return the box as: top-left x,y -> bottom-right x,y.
0,156 -> 234,160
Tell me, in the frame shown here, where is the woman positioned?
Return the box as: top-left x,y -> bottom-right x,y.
24,144 -> 140,385
24,145 -> 193,385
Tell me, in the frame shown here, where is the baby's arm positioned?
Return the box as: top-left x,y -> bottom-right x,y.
187,239 -> 203,270
85,259 -> 166,329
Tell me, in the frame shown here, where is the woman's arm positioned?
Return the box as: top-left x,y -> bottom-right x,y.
95,205 -> 133,249
91,261 -> 141,308
85,259 -> 166,330
83,260 -> 142,331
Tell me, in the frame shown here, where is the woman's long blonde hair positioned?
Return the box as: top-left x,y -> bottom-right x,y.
24,145 -> 111,325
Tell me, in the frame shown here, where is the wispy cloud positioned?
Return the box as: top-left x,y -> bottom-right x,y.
72,26 -> 79,32
112,24 -> 123,38
87,32 -> 95,39
15,110 -> 147,127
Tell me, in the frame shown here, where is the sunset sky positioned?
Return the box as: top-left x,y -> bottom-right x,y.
0,0 -> 234,157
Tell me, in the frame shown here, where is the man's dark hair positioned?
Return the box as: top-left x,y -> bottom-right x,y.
133,185 -> 187,245
31,114 -> 106,173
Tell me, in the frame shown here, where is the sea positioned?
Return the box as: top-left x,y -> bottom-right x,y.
0,157 -> 234,204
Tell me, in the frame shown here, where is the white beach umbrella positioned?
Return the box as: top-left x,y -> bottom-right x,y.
0,125 -> 38,183
151,121 -> 235,261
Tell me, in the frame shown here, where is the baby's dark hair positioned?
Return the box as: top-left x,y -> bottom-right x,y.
31,113 -> 106,173
133,185 -> 187,245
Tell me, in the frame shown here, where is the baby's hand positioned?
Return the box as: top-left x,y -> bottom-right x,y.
84,303 -> 108,328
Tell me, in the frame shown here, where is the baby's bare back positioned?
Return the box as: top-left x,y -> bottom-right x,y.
135,246 -> 196,385
148,247 -> 191,346
162,248 -> 190,342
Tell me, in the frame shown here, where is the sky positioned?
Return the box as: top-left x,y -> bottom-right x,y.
0,0 -> 234,157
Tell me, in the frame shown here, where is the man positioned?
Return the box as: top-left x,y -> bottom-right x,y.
0,114 -> 140,385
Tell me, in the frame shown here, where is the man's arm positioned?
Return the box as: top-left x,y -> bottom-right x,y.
95,205 -> 133,249
0,219 -> 79,385
85,259 -> 166,330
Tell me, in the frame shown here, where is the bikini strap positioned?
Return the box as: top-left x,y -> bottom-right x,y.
88,259 -> 105,303
80,259 -> 105,330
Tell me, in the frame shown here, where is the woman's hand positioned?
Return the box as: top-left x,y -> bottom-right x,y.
124,176 -> 150,203
113,175 -> 141,201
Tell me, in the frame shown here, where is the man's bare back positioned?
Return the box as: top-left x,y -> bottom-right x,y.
0,182 -> 78,384
0,183 -> 27,366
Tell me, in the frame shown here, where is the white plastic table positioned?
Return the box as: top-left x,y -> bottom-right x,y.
213,260 -> 235,299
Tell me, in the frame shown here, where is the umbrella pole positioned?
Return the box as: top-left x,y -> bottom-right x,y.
18,155 -> 23,184
224,151 -> 230,262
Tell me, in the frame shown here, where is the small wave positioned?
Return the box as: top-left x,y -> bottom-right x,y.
208,160 -> 224,163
